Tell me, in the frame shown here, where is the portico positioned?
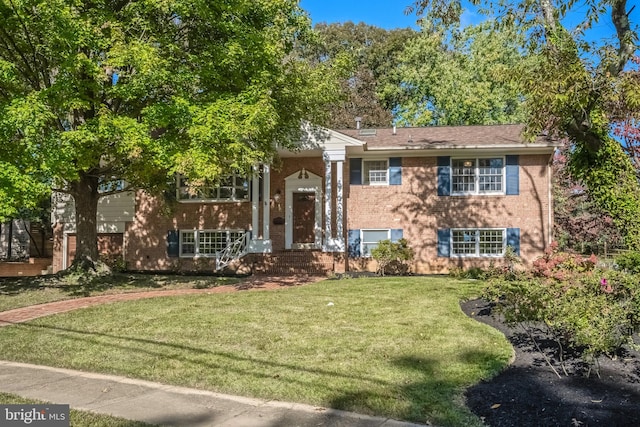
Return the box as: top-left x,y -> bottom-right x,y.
248,126 -> 362,255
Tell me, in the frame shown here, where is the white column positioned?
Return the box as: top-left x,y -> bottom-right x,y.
248,164 -> 272,253
335,160 -> 344,248
262,164 -> 270,242
323,153 -> 332,250
251,165 -> 259,240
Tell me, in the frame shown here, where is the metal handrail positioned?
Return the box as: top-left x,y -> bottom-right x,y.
216,231 -> 249,271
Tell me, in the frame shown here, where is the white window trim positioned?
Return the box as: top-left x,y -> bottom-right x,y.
362,159 -> 389,186
176,173 -> 250,203
179,229 -> 246,258
360,228 -> 391,257
451,157 -> 505,196
450,228 -> 506,257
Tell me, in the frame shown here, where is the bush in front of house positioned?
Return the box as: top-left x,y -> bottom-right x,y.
615,250 -> 640,274
484,243 -> 640,376
370,238 -> 414,276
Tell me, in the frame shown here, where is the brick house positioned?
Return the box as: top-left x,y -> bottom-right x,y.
52,124 -> 558,274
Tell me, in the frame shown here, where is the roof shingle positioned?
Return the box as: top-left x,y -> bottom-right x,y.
336,124 -> 555,148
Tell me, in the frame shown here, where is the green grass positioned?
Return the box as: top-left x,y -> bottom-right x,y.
0,273 -> 239,312
0,276 -> 512,427
0,392 -> 155,426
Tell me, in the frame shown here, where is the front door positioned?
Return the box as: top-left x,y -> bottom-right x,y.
292,192 -> 315,247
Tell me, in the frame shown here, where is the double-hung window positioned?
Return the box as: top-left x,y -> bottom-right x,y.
361,229 -> 390,256
452,229 -> 505,256
363,160 -> 389,185
180,230 -> 246,257
177,173 -> 249,202
451,158 -> 504,195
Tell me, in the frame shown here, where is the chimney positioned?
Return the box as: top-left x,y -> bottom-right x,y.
355,116 -> 362,130
392,123 -> 397,135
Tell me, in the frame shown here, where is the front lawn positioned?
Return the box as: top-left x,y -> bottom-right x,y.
0,276 -> 512,427
0,273 -> 238,312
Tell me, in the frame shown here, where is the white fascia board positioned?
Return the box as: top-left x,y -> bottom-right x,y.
281,124 -> 364,155
362,143 -> 559,157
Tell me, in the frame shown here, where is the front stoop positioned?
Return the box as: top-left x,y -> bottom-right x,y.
250,251 -> 343,275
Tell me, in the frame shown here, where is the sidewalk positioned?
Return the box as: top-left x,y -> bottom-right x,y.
0,361 -> 429,427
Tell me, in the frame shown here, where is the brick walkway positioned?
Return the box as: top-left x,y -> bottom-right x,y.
0,275 -> 323,327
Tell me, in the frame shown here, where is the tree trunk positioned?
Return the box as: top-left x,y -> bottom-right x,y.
69,172 -> 100,270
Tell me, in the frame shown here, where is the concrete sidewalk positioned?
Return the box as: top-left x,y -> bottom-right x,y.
0,361 -> 429,427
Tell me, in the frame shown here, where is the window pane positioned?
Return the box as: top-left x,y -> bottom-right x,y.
479,230 -> 504,255
452,230 -> 477,255
181,232 -> 195,255
362,230 -> 389,242
218,187 -> 233,199
198,232 -> 214,255
452,159 -> 475,193
363,160 -> 388,184
478,158 -> 503,192
177,173 -> 248,201
362,242 -> 378,256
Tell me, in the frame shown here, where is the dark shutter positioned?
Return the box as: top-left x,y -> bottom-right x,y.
349,158 -> 362,185
390,229 -> 403,242
167,230 -> 179,257
437,156 -> 451,196
437,228 -> 451,257
506,228 -> 520,256
348,229 -> 361,257
389,157 -> 402,185
505,155 -> 519,195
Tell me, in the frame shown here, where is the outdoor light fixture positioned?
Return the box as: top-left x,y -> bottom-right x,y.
273,189 -> 282,202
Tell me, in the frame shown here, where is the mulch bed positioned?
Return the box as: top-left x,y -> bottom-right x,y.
461,299 -> 640,427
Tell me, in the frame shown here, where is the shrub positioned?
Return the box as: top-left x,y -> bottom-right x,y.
485,244 -> 640,376
615,251 -> 640,274
370,239 -> 414,276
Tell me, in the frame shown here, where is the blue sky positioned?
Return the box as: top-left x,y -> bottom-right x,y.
299,0 -> 639,47
299,0 -> 421,29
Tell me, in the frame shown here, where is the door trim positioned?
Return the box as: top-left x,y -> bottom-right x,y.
285,170 -> 322,250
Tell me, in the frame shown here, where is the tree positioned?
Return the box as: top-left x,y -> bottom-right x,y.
297,22 -> 417,128
387,20 -> 527,126
0,0 -> 340,269
409,0 -> 640,248
553,144 -> 623,254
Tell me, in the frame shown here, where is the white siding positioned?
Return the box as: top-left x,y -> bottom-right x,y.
0,220 -> 30,259
51,191 -> 135,233
97,192 -> 135,222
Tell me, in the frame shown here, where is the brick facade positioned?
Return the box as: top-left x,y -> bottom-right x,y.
345,154 -> 552,273
51,125 -> 556,275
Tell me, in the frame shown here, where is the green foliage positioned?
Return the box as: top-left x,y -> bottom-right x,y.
370,238 -> 414,276
296,22 -> 416,128
388,20 -> 527,126
568,137 -> 640,250
615,251 -> 640,274
486,246 -> 640,371
409,1 -> 640,250
0,0 -> 342,263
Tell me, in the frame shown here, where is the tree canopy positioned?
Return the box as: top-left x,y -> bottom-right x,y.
387,20 -> 527,126
0,0 -> 341,265
410,0 -> 640,248
297,22 -> 416,128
